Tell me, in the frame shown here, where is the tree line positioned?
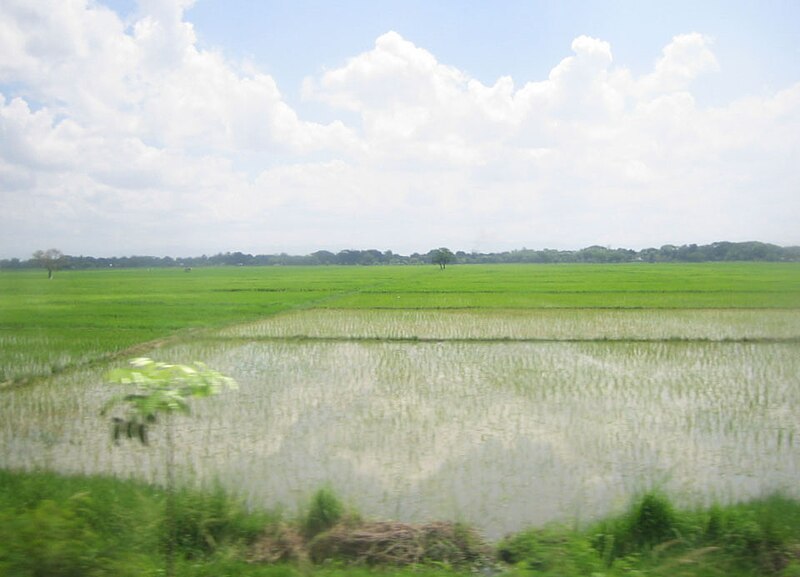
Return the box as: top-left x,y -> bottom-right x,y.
2,241 -> 798,273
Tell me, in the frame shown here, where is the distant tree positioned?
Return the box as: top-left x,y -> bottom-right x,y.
336,250 -> 361,265
32,248 -> 65,279
311,250 -> 337,265
0,257 -> 23,270
430,247 -> 455,270
659,245 -> 678,261
361,249 -> 384,265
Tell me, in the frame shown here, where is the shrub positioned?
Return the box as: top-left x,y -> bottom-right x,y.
591,491 -> 679,563
628,491 -> 678,548
303,487 -> 344,538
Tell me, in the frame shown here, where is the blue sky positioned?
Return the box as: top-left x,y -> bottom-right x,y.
157,1 -> 800,104
1,0 -> 799,257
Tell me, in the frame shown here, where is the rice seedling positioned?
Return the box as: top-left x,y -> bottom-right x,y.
221,308 -> 800,342
2,334 -> 798,540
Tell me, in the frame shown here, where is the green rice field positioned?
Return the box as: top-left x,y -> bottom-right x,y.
1,263 -> 799,538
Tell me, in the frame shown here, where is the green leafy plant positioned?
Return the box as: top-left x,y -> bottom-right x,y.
103,357 -> 237,437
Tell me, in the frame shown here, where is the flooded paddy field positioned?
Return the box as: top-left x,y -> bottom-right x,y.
2,307 -> 798,539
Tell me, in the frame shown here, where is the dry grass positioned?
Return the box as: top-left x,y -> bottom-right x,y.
249,523 -> 309,564
309,520 -> 491,566
250,520 -> 491,567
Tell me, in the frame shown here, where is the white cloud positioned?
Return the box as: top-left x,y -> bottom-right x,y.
545,35 -> 618,116
0,4 -> 797,258
643,33 -> 719,95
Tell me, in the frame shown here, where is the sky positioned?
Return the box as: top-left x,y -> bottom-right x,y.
1,0 -> 799,259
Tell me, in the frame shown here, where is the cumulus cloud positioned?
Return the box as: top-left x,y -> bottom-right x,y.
0,3 -> 797,257
643,33 -> 719,95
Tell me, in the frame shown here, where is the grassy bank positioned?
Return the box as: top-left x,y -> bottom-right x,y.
1,470 -> 799,576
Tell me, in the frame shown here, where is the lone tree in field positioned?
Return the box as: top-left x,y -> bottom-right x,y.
430,247 -> 455,270
32,248 -> 65,279
103,357 -> 237,577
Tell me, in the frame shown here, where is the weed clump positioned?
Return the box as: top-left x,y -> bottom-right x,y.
592,490 -> 679,562
627,491 -> 678,548
303,487 -> 344,538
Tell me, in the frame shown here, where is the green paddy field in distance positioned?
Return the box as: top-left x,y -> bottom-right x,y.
1,262 -> 799,384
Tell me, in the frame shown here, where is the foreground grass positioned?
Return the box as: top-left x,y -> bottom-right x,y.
2,470 -> 799,577
3,263 -> 799,383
